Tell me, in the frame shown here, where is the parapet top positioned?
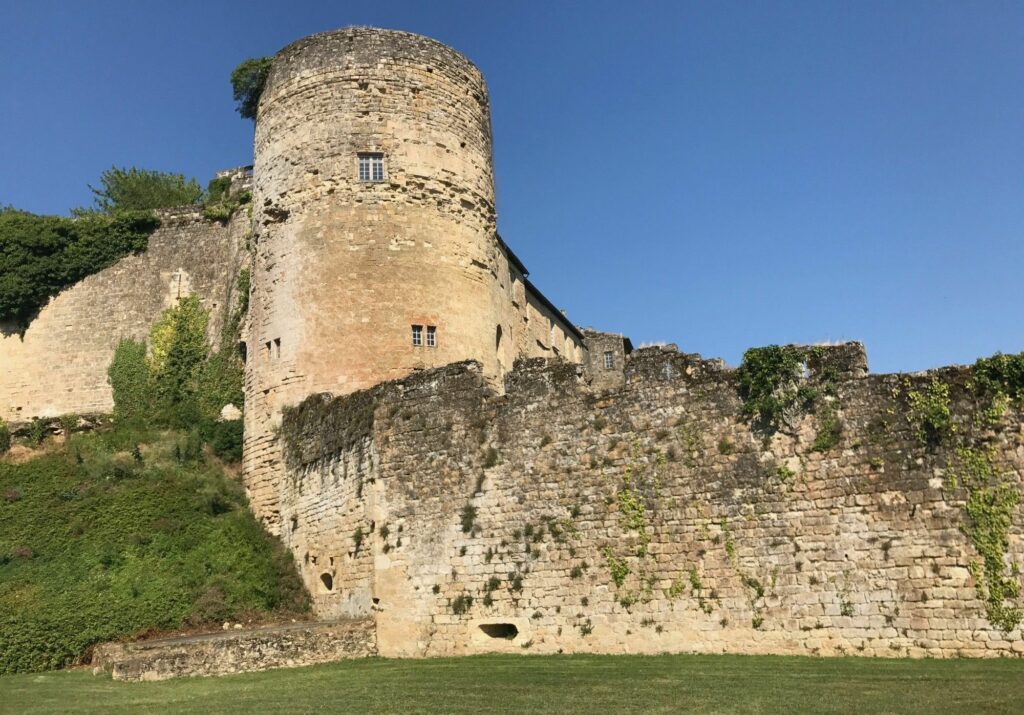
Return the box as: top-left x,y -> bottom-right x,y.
266,27 -> 485,96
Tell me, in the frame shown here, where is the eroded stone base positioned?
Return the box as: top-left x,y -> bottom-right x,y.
92,619 -> 376,681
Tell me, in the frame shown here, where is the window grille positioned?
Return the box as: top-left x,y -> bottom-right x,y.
358,153 -> 385,182
604,351 -> 614,369
426,326 -> 436,347
412,325 -> 423,347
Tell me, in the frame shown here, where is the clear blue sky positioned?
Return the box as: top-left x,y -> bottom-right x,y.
2,1 -> 1022,373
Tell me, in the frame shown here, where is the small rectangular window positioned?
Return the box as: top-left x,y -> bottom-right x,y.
603,351 -> 614,369
426,325 -> 436,347
358,153 -> 385,182
265,341 -> 272,363
412,325 -> 423,347
274,338 -> 281,359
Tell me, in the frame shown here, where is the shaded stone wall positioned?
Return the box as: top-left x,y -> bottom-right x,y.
93,619 -> 376,681
243,27 -> 584,533
279,344 -> 1024,658
0,208 -> 249,423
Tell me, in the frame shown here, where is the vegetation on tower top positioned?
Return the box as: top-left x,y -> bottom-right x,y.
231,58 -> 273,120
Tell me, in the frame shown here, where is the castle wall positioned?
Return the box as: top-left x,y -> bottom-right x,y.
0,208 -> 249,423
243,28 -> 583,532
279,345 -> 1024,659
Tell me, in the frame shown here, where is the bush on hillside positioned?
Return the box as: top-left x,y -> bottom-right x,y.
0,426 -> 309,674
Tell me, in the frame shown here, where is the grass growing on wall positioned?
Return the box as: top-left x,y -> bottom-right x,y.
0,426 -> 309,675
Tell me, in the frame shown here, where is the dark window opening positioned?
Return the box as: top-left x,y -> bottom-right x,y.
320,573 -> 334,591
495,325 -> 503,351
274,337 -> 281,359
479,623 -> 518,639
238,341 -> 247,363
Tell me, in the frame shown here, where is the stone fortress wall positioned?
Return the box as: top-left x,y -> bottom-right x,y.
278,343 -> 1024,659
0,207 -> 250,423
243,28 -> 585,533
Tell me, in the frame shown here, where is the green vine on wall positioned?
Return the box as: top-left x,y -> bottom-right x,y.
948,447 -> 1022,632
736,345 -> 814,431
906,378 -> 955,447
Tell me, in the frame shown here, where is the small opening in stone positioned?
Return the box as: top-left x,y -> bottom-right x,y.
479,623 -> 518,640
291,515 -> 299,532
320,573 -> 334,591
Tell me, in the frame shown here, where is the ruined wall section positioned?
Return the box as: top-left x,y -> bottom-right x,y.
0,208 -> 249,422
281,344 -> 1024,659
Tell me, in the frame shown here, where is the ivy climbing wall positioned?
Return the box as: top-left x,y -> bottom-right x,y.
0,207 -> 249,423
277,343 -> 1024,659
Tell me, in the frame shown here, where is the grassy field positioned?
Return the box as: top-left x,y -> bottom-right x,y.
3,653 -> 1023,714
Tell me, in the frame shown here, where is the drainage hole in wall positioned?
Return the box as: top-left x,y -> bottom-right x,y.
479,623 -> 518,640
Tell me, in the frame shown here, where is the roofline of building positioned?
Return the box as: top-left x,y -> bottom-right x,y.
496,233 -> 586,344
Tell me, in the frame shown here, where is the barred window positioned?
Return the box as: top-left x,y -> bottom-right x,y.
412,325 -> 423,347
603,351 -> 614,369
358,153 -> 385,182
426,325 -> 436,348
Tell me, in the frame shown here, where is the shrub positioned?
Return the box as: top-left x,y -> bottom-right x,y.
231,57 -> 274,120
149,295 -> 210,425
108,338 -> 151,426
811,407 -> 842,452
906,378 -> 954,446
203,420 -> 243,463
736,345 -> 815,430
0,420 -> 10,455
973,352 -> 1024,402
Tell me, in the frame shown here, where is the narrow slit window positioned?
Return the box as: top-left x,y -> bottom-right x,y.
358,153 -> 385,182
274,338 -> 281,359
603,351 -> 614,369
265,341 -> 272,363
426,325 -> 436,348
412,325 -> 423,347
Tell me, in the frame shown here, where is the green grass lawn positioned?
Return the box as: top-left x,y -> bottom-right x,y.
3,653 -> 1023,714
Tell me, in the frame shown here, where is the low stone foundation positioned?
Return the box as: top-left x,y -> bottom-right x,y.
92,619 -> 376,681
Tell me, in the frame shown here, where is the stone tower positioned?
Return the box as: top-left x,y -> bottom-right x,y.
243,28 -> 585,529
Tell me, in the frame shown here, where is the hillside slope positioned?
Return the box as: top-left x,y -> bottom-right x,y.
0,426 -> 308,674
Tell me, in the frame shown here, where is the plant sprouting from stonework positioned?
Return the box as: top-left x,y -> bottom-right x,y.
231,57 -> 273,120
906,378 -> 955,447
736,345 -> 816,432
948,447 -> 1022,631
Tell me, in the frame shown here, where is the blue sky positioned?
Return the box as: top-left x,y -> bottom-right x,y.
2,1 -> 1022,373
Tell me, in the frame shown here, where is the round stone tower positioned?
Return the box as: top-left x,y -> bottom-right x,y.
243,28 -> 511,526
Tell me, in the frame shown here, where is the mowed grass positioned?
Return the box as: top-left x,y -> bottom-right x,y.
3,653 -> 1023,715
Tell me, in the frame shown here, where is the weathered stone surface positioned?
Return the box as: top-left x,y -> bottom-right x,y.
276,344 -> 1024,659
92,619 -> 375,681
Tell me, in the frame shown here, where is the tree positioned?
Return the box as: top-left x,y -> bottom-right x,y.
83,166 -> 201,213
231,57 -> 273,120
